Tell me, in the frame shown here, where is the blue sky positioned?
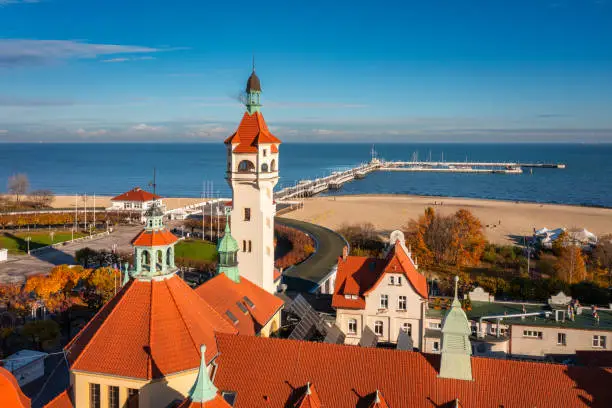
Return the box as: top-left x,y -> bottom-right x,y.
0,0 -> 611,142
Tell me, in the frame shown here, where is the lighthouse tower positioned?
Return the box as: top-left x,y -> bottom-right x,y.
224,66 -> 281,293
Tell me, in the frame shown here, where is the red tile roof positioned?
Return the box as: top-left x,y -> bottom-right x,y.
0,367 -> 30,408
294,383 -> 321,408
212,334 -> 612,407
43,388 -> 73,408
369,390 -> 389,408
176,395 -> 231,408
332,242 -> 427,310
131,228 -> 179,246
64,274 -> 238,379
112,187 -> 161,202
225,112 -> 281,153
195,274 -> 283,336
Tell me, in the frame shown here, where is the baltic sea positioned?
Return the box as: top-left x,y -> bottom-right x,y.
0,143 -> 610,208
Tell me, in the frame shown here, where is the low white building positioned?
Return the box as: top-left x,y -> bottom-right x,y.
108,187 -> 163,222
4,350 -> 48,386
0,248 -> 7,263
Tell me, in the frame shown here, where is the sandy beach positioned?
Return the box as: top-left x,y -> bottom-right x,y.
50,195 -> 208,211
283,195 -> 612,245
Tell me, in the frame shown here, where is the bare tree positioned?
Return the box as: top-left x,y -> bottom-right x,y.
30,189 -> 55,208
7,173 -> 29,203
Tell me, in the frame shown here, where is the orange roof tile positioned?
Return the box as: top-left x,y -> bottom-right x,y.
212,334 -> 612,407
112,187 -> 161,202
43,388 -> 73,408
195,274 -> 283,336
294,383 -> 321,408
0,367 -> 30,408
225,112 -> 281,153
332,242 -> 427,310
271,144 -> 279,153
131,229 -> 178,246
176,395 -> 231,408
64,274 -> 238,379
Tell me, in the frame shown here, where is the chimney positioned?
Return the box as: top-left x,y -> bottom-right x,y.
342,245 -> 349,261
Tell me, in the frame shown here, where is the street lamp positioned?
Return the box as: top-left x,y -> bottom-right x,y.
25,236 -> 31,254
50,231 -> 55,245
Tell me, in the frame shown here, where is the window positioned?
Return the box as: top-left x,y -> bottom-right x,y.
108,386 -> 119,408
389,276 -> 395,285
351,295 -> 358,300
226,310 -> 239,325
237,301 -> 248,314
398,296 -> 407,311
433,341 -> 440,352
244,208 -> 251,221
397,276 -> 402,285
593,335 -> 607,348
89,383 -> 100,408
237,160 -> 255,172
221,391 -> 237,406
127,389 -> 139,408
345,294 -> 351,299
428,322 -> 442,330
134,202 -> 142,209
243,296 -> 255,308
402,322 -> 412,336
348,319 -> 357,334
557,333 -> 567,346
242,240 -> 246,252
379,294 -> 388,309
263,149 -> 268,157
374,321 -> 383,336
124,202 -> 132,209
261,163 -> 269,172
248,240 -> 252,253
523,330 -> 543,339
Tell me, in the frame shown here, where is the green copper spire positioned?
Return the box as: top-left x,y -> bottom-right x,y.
187,344 -> 219,403
439,276 -> 473,381
217,208 -> 240,283
245,60 -> 262,115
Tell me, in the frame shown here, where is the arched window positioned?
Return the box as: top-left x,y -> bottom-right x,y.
142,251 -> 150,266
374,321 -> 383,336
157,250 -> 163,265
166,247 -> 173,266
237,160 -> 255,172
261,163 -> 269,172
270,159 -> 276,172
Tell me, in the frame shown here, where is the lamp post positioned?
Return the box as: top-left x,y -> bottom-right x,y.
25,236 -> 31,254
50,231 -> 55,245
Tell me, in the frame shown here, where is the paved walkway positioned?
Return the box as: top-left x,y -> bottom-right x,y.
0,226 -> 142,284
276,217 -> 346,293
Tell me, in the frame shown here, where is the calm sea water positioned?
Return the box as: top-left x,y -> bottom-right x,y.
0,143 -> 610,207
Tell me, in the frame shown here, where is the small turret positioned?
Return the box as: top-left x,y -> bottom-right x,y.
245,58 -> 262,114
217,208 -> 240,283
439,276 -> 473,381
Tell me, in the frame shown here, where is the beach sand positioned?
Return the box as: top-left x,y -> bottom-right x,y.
283,195 -> 612,245
51,195 -> 207,211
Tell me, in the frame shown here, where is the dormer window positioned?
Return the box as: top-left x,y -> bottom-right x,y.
397,276 -> 402,285
389,276 -> 395,285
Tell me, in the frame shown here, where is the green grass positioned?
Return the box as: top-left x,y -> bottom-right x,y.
0,231 -> 87,254
174,239 -> 217,262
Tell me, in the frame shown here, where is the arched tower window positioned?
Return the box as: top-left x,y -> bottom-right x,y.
270,159 -> 276,171
237,160 -> 255,172
261,163 -> 269,172
166,247 -> 173,266
142,251 -> 150,266
157,250 -> 163,265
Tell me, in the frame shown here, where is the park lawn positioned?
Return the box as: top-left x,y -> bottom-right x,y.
0,231 -> 87,254
175,239 -> 218,262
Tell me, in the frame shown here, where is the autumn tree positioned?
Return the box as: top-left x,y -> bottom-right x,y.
405,207 -> 435,267
21,320 -> 60,351
24,265 -> 90,313
449,209 -> 486,268
593,234 -> 612,285
554,245 -> 587,284
84,267 -> 122,307
29,189 -> 55,208
7,173 -> 29,203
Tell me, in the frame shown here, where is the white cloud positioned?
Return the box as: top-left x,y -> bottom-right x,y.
185,123 -> 229,138
75,128 -> 107,136
132,123 -> 163,132
0,129 -> 8,134
311,128 -> 347,136
101,56 -> 156,63
0,39 -> 176,66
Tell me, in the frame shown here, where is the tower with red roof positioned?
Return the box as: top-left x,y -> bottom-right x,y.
224,65 -> 281,293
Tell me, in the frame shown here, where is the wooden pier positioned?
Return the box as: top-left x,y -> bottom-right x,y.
274,157 -> 565,201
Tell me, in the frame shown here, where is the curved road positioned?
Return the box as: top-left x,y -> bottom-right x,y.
276,217 -> 346,293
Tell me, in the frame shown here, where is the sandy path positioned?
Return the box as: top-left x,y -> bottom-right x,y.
283,195 -> 612,245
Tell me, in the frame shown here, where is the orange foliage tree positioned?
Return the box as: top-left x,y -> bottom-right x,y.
555,245 -> 587,284
449,209 -> 486,268
85,267 -> 122,307
24,265 -> 90,313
